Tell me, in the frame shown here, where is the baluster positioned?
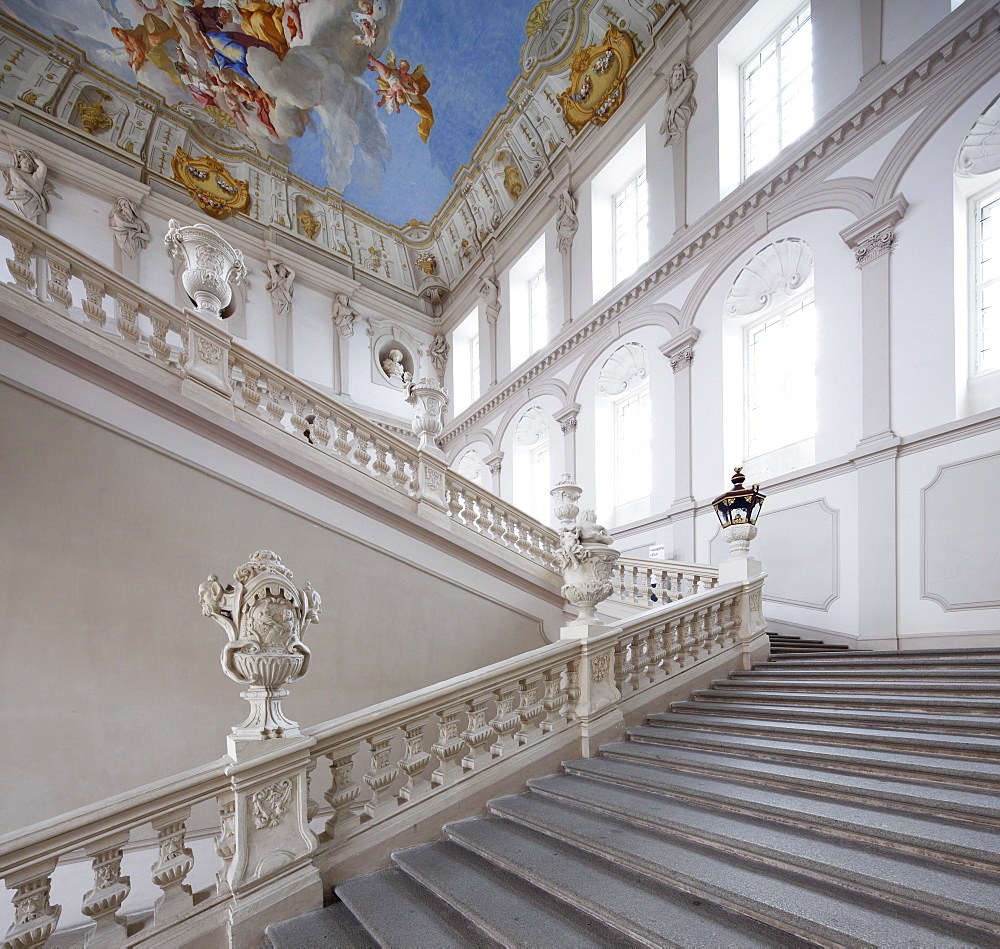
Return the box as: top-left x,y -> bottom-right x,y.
264,379 -> 285,425
628,633 -> 645,691
725,595 -> 743,645
148,314 -> 171,362
372,441 -> 391,478
331,416 -> 351,456
45,254 -> 72,310
115,296 -> 141,346
392,453 -> 411,492
710,602 -> 726,650
363,729 -> 400,820
3,860 -> 61,949
501,512 -> 520,548
563,660 -> 581,723
310,408 -> 331,447
238,365 -> 262,413
214,793 -> 235,895
474,495 -> 492,534
648,623 -> 668,680
6,238 -> 36,293
461,695 -> 496,770
149,808 -> 194,924
447,485 -> 465,520
289,394 -> 311,438
397,718 -> 433,803
81,278 -> 107,328
540,666 -> 567,733
644,568 -> 654,605
325,747 -> 362,839
689,609 -> 708,661
305,758 -> 320,823
351,432 -> 372,470
614,563 -> 625,600
81,834 -> 131,947
431,705 -> 468,786
612,639 -> 628,693
671,571 -> 683,600
406,460 -> 420,496
489,684 -> 520,757
665,617 -> 683,670
516,675 -> 545,746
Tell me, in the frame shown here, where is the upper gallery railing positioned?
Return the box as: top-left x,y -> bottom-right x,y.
0,207 -> 560,577
613,556 -> 720,608
0,549 -> 768,949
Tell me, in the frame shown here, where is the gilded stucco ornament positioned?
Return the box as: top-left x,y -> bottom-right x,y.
170,147 -> 250,218
199,550 -> 321,740
557,27 -> 638,134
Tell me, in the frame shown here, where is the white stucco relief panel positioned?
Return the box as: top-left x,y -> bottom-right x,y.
922,452 -> 1000,611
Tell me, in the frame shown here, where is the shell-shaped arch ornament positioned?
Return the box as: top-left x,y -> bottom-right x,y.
199,550 -> 321,740
724,238 -> 814,318
956,91 -> 1000,178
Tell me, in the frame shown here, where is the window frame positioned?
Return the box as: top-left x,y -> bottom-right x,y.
612,167 -> 649,286
971,183 -> 1000,378
739,2 -> 813,180
612,380 -> 652,507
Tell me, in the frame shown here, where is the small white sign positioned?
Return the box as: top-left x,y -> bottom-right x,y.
648,544 -> 665,560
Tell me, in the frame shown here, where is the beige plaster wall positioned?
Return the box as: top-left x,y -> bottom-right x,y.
0,383 -> 551,832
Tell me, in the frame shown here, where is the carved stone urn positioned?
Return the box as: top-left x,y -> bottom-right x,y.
550,474 -> 583,528
406,377 -> 449,454
199,550 -> 321,740
165,219 -> 247,320
555,509 -> 620,624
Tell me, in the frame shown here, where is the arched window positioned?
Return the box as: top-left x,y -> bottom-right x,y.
596,342 -> 651,519
512,406 -> 551,522
724,238 -> 816,474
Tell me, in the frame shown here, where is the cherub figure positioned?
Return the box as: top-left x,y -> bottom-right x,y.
366,50 -> 434,143
381,348 -> 411,385
351,0 -> 387,47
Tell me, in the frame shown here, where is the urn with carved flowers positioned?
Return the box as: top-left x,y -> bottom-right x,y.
554,508 -> 620,624
550,474 -> 583,529
199,550 -> 321,740
406,377 -> 449,454
165,219 -> 247,320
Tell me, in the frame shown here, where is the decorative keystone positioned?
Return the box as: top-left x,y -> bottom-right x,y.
199,551 -> 321,740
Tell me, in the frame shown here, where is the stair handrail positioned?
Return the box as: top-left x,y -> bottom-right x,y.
0,207 -> 560,579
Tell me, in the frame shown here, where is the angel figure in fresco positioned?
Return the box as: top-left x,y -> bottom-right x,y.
184,5 -> 276,86
111,13 -> 185,89
366,51 -> 434,143
233,1 -> 291,59
351,0 -> 387,47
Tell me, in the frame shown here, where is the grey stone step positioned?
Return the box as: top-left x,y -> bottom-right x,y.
526,770 -> 1000,933
715,676 -> 1000,694
690,687 -> 1000,713
445,815 -> 813,949
627,723 -> 1000,785
645,711 -> 1000,757
668,698 -> 1000,735
759,654 -> 1000,670
765,646 -> 1000,660
392,839 -> 632,948
335,867 -> 498,948
734,666 -> 1000,680
266,901 -> 379,949
599,740 -> 1000,822
556,755 -> 1000,871
486,791 -> 997,948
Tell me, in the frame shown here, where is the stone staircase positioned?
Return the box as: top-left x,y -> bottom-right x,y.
267,646 -> 1000,948
766,631 -> 851,654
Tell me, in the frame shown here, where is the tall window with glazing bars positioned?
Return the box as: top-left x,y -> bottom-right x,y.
741,4 -> 813,179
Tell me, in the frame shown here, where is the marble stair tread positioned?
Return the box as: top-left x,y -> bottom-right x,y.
554,755 -> 1000,869
644,711 -> 1000,756
525,771 -> 1000,931
266,901 -> 379,949
689,687 -> 1000,711
766,646 -> 1000,659
598,740 -> 1000,818
484,793 -> 997,949
444,815 -> 812,949
627,724 -> 1000,783
715,676 -> 1000,693
335,867 -> 497,949
758,655 -> 1000,670
735,666 -> 1000,680
667,699 -> 1000,734
392,839 -> 632,949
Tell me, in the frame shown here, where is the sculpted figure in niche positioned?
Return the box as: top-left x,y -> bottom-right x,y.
108,197 -> 150,258
2,148 -> 58,220
332,292 -> 359,338
556,188 -> 579,254
430,332 -> 450,381
659,60 -> 697,147
381,348 -> 411,385
265,259 -> 295,316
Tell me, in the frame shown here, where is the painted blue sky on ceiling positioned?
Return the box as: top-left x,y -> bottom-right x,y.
2,0 -> 540,226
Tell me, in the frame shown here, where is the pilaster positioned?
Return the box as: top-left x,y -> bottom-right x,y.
484,450 -> 504,495
554,402 -> 581,480
660,328 -> 699,558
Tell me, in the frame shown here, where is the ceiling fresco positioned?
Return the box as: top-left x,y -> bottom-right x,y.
1,0 -> 540,225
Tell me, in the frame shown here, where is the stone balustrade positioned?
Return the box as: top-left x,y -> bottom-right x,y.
0,560 -> 766,949
613,556 -> 720,608
0,206 -> 559,583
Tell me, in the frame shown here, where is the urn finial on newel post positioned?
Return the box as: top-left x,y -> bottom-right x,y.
199,550 -> 321,741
